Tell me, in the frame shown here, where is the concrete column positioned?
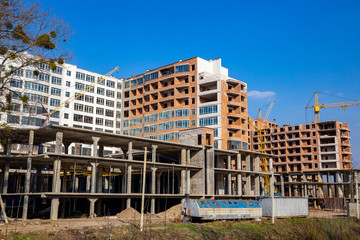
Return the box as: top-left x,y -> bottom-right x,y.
260,177 -> 265,196
86,175 -> 91,193
236,153 -> 241,170
151,167 -> 157,214
280,174 -> 285,197
75,177 -> 79,192
181,149 -> 186,165
2,162 -> 9,194
22,130 -> 34,220
127,142 -> 133,161
92,137 -> 100,157
126,165 -> 132,208
156,171 -> 162,194
317,172 -> 324,197
90,162 -> 99,193
254,156 -> 260,196
152,145 -> 158,162
237,173 -> 242,196
50,132 -> 63,220
88,198 -> 98,218
227,173 -> 232,195
328,172 -> 333,197
227,155 -> 231,169
336,171 -> 344,197
303,173 -> 308,197
245,154 -> 251,195
186,169 -> 191,194
96,167 -> 103,215
186,149 -> 191,165
288,175 -> 292,197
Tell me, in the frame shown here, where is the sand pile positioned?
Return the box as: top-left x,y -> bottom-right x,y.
157,204 -> 182,219
116,207 -> 141,220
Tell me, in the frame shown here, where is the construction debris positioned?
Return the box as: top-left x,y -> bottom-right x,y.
116,207 -> 141,220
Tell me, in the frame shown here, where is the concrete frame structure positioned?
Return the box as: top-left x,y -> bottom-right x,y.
250,120 -> 352,173
0,125 -> 275,220
122,57 -> 249,150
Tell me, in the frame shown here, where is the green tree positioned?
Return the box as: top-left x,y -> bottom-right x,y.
0,0 -> 72,111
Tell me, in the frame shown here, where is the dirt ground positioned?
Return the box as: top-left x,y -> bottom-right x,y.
0,208 -> 349,236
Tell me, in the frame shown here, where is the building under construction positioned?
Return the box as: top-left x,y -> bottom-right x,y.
0,125 -> 279,220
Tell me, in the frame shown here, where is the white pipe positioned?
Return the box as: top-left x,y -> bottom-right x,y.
140,147 -> 147,231
270,157 -> 275,224
355,171 -> 359,220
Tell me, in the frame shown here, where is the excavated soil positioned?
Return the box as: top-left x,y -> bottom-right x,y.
157,204 -> 182,219
116,207 -> 141,220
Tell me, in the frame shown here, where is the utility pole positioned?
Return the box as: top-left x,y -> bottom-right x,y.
355,171 -> 359,220
140,147 -> 147,231
270,157 -> 275,224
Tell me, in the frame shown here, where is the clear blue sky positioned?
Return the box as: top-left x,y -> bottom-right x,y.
41,0 -> 360,165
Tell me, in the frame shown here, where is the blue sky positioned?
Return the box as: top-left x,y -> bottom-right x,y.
41,0 -> 360,164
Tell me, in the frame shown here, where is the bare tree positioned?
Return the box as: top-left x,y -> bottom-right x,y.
0,0 -> 72,111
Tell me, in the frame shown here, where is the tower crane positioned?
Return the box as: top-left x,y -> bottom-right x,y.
40,66 -> 119,127
248,101 -> 275,195
305,91 -> 360,123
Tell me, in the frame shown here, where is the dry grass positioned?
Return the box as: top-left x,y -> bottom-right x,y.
5,217 -> 360,240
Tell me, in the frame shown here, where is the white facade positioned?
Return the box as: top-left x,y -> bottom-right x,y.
0,58 -> 123,134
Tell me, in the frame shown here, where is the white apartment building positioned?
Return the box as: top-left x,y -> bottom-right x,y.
0,57 -> 123,139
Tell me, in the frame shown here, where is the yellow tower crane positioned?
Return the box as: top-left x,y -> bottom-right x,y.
248,101 -> 275,195
305,91 -> 360,123
40,66 -> 119,127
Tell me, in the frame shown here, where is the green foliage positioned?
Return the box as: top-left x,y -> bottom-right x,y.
57,58 -> 64,64
49,61 -> 56,71
35,34 -> 55,50
9,52 -> 17,60
0,45 -> 8,55
13,25 -> 30,43
5,21 -> 13,30
50,31 -> 57,38
21,94 -> 28,103
33,70 -> 39,76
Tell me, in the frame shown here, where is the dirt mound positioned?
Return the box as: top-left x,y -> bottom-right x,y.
116,207 -> 141,220
157,204 -> 182,219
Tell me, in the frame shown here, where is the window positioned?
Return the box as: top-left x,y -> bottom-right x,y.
106,89 -> 114,97
39,73 -> 50,82
192,98 -> 195,104
97,87 -> 105,95
159,110 -> 174,120
84,105 -> 93,113
137,77 -> 143,85
10,79 -> 22,88
25,70 -> 37,79
52,66 -> 63,75
86,75 -> 95,82
39,63 -> 50,70
25,81 -> 49,93
125,81 -> 130,89
191,109 -> 196,115
76,72 -> 85,80
214,128 -> 218,137
97,97 -> 104,105
105,109 -> 114,117
123,120 -> 129,127
75,82 -> 84,90
66,81 -> 70,87
130,129 -> 135,136
96,107 -> 104,115
105,119 -> 113,127
51,76 -> 62,85
50,99 -> 60,106
117,92 -> 121,99
116,102 -> 121,109
158,132 -> 174,141
175,120 -> 189,129
106,100 -> 114,107
199,105 -> 218,115
159,121 -> 174,131
117,82 -> 121,90
191,120 -> 196,127
130,117 -> 142,126
131,79 -> 136,87
64,113 -> 69,119
85,95 -> 94,103
175,108 -> 189,118
151,72 -> 158,80
144,75 -> 150,82
106,80 -> 115,88
51,87 -> 61,96
7,115 -> 20,123
67,70 -> 71,76
73,114 -> 83,122
175,65 -> 189,73
96,118 -> 103,125
74,103 -> 84,111
65,92 -> 70,97
136,127 -> 142,135
84,116 -> 93,124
